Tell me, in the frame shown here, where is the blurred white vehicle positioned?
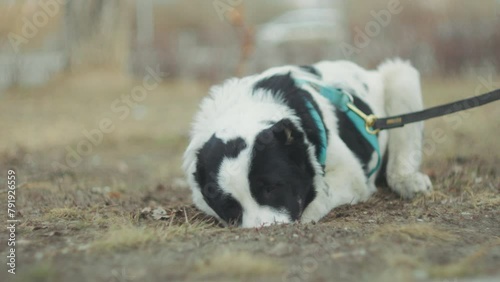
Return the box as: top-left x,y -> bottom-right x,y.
256,8 -> 347,44
249,8 -> 348,73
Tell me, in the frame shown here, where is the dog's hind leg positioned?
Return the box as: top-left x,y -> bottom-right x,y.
378,59 -> 432,198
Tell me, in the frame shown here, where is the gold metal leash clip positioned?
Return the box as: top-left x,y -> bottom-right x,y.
346,103 -> 380,135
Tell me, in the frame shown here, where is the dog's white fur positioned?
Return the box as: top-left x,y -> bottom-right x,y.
183,59 -> 432,227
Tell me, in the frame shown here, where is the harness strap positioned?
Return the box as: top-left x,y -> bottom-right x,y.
295,79 -> 382,178
295,77 -> 500,178
303,100 -> 328,166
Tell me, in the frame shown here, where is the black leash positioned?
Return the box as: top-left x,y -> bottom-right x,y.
372,88 -> 500,131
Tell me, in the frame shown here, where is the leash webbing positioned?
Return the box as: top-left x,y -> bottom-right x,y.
295,77 -> 499,178
373,88 -> 500,130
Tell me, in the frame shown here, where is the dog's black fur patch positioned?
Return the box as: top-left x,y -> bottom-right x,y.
249,119 -> 316,221
299,65 -> 321,78
194,135 -> 247,224
253,73 -> 327,163
335,95 -> 376,174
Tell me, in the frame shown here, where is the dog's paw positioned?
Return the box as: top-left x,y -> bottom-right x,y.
388,172 -> 432,199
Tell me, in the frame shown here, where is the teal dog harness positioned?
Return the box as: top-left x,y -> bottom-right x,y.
295,79 -> 381,178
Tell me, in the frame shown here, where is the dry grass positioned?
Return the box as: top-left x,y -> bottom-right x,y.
371,224 -> 458,243
90,225 -> 160,252
429,239 -> 500,278
194,251 -> 284,278
411,190 -> 450,206
91,220 -> 217,252
44,207 -> 87,221
471,192 -> 500,208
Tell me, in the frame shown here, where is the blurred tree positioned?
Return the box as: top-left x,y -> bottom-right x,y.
64,0 -> 129,71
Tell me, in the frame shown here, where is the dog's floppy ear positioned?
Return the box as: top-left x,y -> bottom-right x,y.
270,119 -> 299,146
254,119 -> 303,151
266,119 -> 311,171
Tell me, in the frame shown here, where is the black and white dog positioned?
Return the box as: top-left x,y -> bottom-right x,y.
183,59 -> 432,228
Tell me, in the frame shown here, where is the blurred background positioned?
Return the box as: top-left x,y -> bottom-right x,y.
0,2 -> 499,281
1,0 -> 500,88
0,0 -> 499,183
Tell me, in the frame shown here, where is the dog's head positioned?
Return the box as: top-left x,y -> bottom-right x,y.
183,74 -> 321,228
192,119 -> 316,227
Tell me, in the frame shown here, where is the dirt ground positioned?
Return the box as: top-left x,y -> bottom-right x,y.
0,72 -> 499,282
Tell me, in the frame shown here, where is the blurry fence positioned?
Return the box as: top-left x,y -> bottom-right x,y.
0,0 -> 499,91
0,51 -> 65,90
